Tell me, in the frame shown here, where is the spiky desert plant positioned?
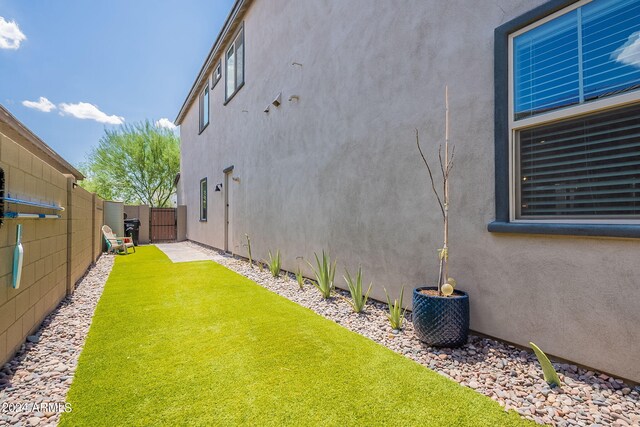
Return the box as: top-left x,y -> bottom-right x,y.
307,251 -> 336,299
295,267 -> 305,290
343,267 -> 372,313
385,287 -> 407,330
416,87 -> 455,296
530,342 -> 562,388
267,250 -> 281,278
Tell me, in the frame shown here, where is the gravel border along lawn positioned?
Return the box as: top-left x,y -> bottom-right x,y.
188,241 -> 640,427
0,255 -> 114,427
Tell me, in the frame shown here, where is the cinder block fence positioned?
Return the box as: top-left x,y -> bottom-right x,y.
0,106 -> 104,365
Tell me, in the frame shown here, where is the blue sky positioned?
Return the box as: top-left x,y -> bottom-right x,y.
0,0 -> 234,165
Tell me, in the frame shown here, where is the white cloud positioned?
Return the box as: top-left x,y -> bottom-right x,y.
0,17 -> 26,50
155,118 -> 177,130
22,97 -> 56,112
59,102 -> 124,125
612,31 -> 640,69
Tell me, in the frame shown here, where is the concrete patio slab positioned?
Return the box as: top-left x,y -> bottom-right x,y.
155,242 -> 212,263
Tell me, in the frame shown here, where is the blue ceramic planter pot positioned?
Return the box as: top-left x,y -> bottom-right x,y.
412,286 -> 469,347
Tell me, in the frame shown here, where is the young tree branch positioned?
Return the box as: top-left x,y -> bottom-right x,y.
416,129 -> 445,220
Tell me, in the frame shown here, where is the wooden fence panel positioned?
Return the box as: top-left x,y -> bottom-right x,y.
150,208 -> 176,242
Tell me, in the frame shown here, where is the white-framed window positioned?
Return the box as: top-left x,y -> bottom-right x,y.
213,61 -> 222,87
225,25 -> 244,102
200,178 -> 207,221
509,0 -> 640,222
199,85 -> 209,133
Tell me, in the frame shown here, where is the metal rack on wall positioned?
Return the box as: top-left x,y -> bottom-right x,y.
0,168 -> 4,227
0,170 -> 65,226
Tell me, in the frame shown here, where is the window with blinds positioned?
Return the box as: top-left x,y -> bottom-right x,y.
200,178 -> 207,221
518,104 -> 640,218
513,0 -> 640,120
511,0 -> 640,221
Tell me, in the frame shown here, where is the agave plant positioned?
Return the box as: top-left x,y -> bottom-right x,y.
307,251 -> 336,299
385,287 -> 407,330
267,250 -> 281,278
530,342 -> 562,388
343,267 -> 372,313
295,267 -> 305,290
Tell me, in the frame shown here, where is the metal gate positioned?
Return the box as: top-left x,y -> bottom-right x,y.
150,208 -> 176,242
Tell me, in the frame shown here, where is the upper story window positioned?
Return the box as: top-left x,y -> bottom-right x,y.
509,0 -> 640,221
213,61 -> 222,88
200,178 -> 207,221
199,85 -> 209,133
225,26 -> 244,102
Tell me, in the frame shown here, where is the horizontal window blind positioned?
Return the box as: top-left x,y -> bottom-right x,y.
519,103 -> 640,217
513,0 -> 640,120
583,0 -> 640,101
514,11 -> 580,119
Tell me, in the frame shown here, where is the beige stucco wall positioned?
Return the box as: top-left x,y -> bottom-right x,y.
176,205 -> 187,242
124,204 -> 150,244
0,131 -> 69,363
178,0 -> 640,381
103,201 -> 124,237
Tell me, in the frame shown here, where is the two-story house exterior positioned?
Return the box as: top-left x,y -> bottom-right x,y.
176,0 -> 640,382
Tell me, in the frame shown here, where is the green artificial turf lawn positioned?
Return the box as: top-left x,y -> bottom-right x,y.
61,246 -> 533,426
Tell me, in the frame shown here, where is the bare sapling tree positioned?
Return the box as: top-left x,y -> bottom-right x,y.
416,86 -> 455,296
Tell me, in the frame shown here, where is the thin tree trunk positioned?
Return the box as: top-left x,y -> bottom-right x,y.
441,86 -> 450,295
416,87 -> 453,296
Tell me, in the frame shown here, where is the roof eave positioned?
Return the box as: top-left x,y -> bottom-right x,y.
0,105 -> 85,180
174,0 -> 251,125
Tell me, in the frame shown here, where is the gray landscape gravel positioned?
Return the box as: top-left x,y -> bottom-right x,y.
0,255 -> 114,427
1,242 -> 638,427
190,241 -> 640,427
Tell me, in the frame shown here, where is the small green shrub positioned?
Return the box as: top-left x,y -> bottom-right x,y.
267,250 -> 281,278
343,267 -> 372,313
385,287 -> 407,330
295,268 -> 305,290
530,342 -> 562,388
308,251 -> 336,299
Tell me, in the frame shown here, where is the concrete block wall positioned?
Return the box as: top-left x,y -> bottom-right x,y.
0,131 -> 69,363
68,183 -> 101,291
0,130 -> 105,365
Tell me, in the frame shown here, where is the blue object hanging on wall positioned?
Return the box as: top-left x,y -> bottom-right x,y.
0,167 -> 4,227
12,224 -> 24,289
